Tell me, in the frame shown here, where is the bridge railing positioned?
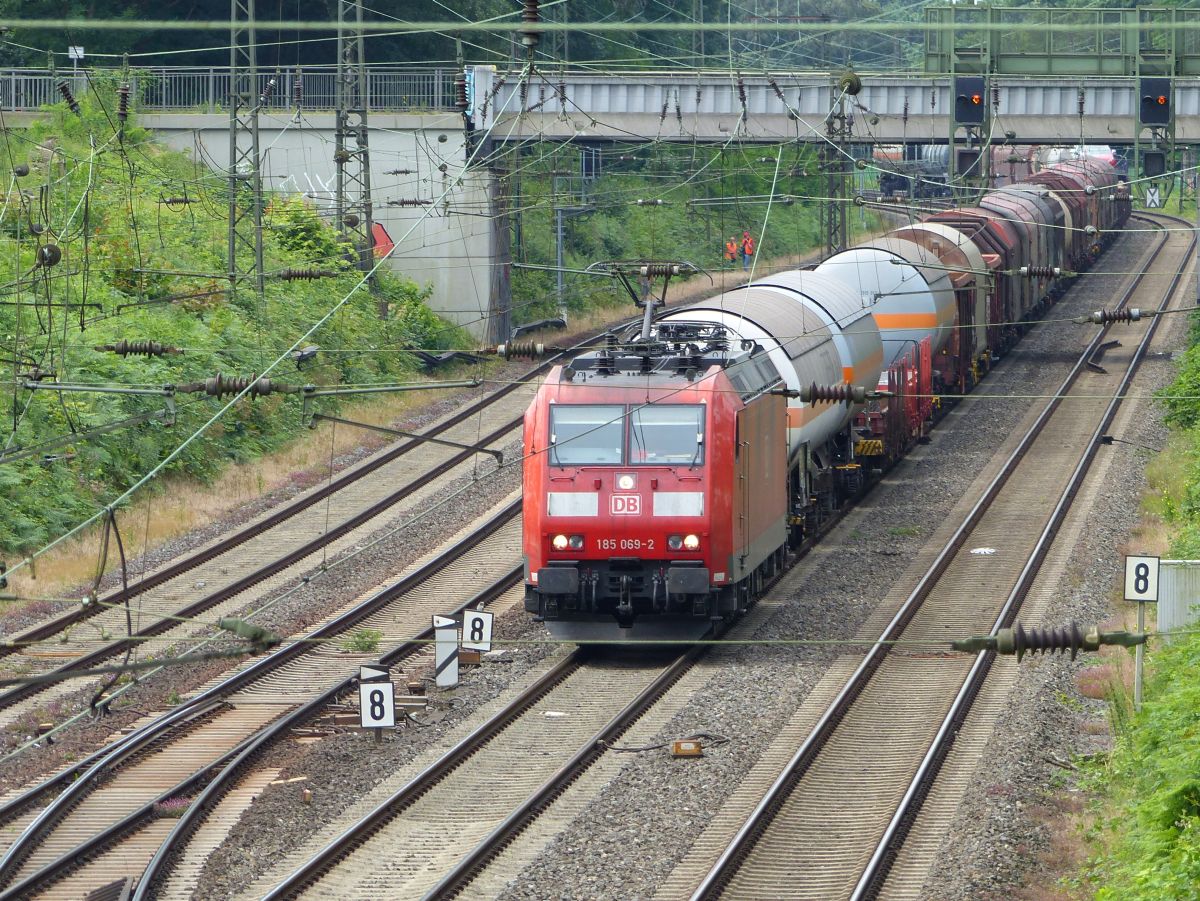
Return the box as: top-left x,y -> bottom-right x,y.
0,67 -> 456,113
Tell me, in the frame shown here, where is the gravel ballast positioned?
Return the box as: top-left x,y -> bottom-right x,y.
489,230 -> 1167,899
6,229 -> 1172,897
185,231 -> 1167,899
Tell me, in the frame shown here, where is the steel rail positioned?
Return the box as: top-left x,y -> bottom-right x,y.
258,647 -> 701,900
0,409 -> 524,714
850,211 -> 1197,899
131,566 -> 526,900
421,646 -> 703,900
0,335 -> 583,664
2,567 -> 522,901
256,650 -> 588,900
688,215 -> 1178,900
0,500 -> 520,894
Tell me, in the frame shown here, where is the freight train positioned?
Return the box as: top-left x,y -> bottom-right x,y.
877,143 -> 1127,195
876,145 -> 953,198
521,159 -> 1130,640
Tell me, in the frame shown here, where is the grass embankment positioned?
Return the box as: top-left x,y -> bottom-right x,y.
0,85 -> 462,604
1077,323 -> 1200,898
507,144 -> 879,326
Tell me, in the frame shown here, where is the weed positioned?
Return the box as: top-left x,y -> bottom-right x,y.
153,797 -> 193,818
340,629 -> 383,653
1056,690 -> 1084,713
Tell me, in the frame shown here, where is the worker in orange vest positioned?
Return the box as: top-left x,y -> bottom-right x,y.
724,236 -> 738,263
741,231 -> 755,270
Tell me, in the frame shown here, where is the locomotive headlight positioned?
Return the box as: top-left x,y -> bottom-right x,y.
568,534 -> 585,550
617,473 -> 636,490
683,534 -> 701,550
667,535 -> 683,550
552,534 -> 570,550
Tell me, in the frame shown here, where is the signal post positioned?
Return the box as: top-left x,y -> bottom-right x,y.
1136,76 -> 1174,204
949,74 -> 991,203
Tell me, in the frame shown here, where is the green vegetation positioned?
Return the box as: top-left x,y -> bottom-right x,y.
0,87 -> 458,554
0,1 -> 904,71
340,628 -> 383,653
1078,318 -> 1200,896
509,144 -> 879,327
1080,637 -> 1200,899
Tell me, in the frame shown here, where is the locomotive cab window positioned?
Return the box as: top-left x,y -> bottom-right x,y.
629,405 -> 705,465
549,405 -> 625,465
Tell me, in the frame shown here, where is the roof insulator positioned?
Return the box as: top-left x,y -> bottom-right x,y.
117,83 -> 131,123
56,79 -> 81,116
1086,308 -> 1141,325
520,0 -> 541,49
277,267 -> 339,281
177,373 -> 300,398
94,340 -> 183,357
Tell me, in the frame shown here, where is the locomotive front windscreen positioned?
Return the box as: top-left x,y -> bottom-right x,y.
548,404 -> 705,466
549,405 -> 625,465
630,406 -> 704,464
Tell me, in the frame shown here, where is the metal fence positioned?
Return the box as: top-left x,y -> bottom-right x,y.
1158,560 -> 1200,645
0,67 -> 456,113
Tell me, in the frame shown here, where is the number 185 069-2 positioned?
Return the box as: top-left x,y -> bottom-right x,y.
597,538 -> 655,551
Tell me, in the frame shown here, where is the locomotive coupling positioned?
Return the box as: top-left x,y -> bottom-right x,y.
951,621 -> 1146,660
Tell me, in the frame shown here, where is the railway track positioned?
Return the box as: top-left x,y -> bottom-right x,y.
0,352 -> 561,742
252,647 -> 697,900
673,213 -> 1193,900
0,498 -> 524,899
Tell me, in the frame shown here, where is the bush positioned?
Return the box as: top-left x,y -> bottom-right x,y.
1083,635 -> 1200,899
0,100 -> 464,555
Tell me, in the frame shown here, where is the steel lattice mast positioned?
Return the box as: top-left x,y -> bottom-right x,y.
228,0 -> 265,299
336,0 -> 376,295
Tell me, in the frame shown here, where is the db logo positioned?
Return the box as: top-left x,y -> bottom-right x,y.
611,495 -> 641,515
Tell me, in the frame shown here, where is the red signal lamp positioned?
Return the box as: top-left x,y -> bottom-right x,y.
970,93 -> 983,105
1157,94 -> 1168,105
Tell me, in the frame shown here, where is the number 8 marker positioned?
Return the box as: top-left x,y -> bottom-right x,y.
462,610 -> 494,653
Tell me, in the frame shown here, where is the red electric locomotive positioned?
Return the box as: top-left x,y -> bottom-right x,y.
522,323 -> 788,640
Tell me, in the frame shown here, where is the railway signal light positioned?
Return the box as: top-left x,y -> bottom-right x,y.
956,148 -> 983,177
953,75 -> 987,125
1142,149 -> 1167,178
1140,77 -> 1173,126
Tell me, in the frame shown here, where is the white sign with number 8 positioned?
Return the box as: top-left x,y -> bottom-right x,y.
359,682 -> 396,728
462,610 -> 494,652
1124,555 -> 1160,602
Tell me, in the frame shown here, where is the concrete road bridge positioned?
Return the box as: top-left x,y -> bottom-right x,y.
4,65 -> 1199,340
